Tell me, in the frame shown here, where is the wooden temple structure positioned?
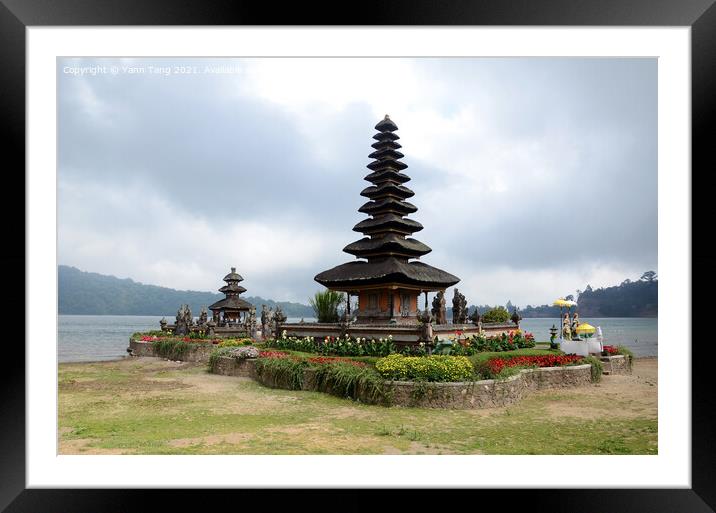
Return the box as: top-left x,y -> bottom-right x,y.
209,267 -> 253,326
314,115 -> 460,325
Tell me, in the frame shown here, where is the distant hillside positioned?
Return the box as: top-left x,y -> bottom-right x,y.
58,265 -> 315,317
517,273 -> 658,318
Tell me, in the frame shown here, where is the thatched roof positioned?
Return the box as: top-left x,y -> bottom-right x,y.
219,283 -> 247,294
358,198 -> 417,216
343,235 -> 431,258
315,258 -> 459,290
352,214 -> 423,235
363,169 -> 411,184
209,296 -> 253,311
360,183 -> 414,199
222,267 -> 244,282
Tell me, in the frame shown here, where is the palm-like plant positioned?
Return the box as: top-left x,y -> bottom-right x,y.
310,290 -> 345,323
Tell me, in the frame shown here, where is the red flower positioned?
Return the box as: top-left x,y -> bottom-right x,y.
259,351 -> 290,359
307,356 -> 366,367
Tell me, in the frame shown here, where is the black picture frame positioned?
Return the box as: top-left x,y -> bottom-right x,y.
2,0 -> 712,511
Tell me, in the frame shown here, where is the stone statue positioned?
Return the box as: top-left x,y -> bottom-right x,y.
452,289 -> 467,324
571,312 -> 580,340
511,308 -> 521,326
174,304 -> 190,336
431,291 -> 447,325
418,308 -> 434,344
273,306 -> 287,339
206,319 -> 216,337
248,306 -> 258,339
469,308 -> 481,326
562,312 -> 571,340
260,305 -> 270,339
159,317 -> 167,331
198,306 -> 208,326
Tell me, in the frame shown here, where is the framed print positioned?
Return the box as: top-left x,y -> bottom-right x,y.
3,0 -> 714,511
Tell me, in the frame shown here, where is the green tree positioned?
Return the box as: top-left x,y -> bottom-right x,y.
482,306 -> 510,323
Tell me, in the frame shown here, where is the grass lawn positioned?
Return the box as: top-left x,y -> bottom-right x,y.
58,356 -> 657,455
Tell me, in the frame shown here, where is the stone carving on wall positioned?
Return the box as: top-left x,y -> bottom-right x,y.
174,304 -> 192,335
431,291 -> 447,325
418,308 -> 434,344
511,308 -> 522,326
198,306 -> 208,327
469,308 -> 481,326
452,289 -> 467,324
273,306 -> 287,339
248,306 -> 258,339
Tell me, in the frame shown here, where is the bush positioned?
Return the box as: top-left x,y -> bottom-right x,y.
254,356 -> 307,390
208,346 -> 235,372
579,355 -> 604,382
312,362 -> 389,403
309,290 -> 345,323
218,338 -> 254,348
152,339 -> 190,360
481,306 -> 510,323
375,354 -> 475,382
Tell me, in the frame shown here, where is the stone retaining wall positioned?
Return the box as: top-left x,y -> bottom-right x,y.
127,339 -> 217,363
600,354 -> 632,375
209,355 -> 593,409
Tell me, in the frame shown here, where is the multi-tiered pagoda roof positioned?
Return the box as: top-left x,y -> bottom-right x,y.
314,116 -> 459,290
209,267 -> 253,312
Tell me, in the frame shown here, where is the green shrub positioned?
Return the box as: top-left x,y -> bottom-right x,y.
254,357 -> 306,390
208,347 -> 235,372
152,339 -> 190,360
375,354 -> 475,382
312,362 -> 389,403
309,290 -> 345,323
481,306 -> 510,323
218,338 -> 254,348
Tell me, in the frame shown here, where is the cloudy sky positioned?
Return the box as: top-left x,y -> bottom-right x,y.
57,57 -> 657,307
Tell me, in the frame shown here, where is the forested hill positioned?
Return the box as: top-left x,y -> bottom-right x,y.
58,265 -> 315,317
517,274 -> 658,318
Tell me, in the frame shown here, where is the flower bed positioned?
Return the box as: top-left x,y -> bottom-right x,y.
265,331 -> 397,357
208,353 -> 594,409
375,354 -> 474,382
482,354 -> 584,377
440,330 -> 536,356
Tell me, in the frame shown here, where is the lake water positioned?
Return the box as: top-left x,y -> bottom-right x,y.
57,315 -> 657,363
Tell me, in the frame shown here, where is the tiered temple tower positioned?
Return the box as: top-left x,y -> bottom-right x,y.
209,267 -> 253,324
315,115 -> 459,324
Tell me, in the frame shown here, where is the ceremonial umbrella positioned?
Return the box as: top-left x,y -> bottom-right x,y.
575,323 -> 596,337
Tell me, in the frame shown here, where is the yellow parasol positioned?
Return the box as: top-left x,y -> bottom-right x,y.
553,299 -> 571,308
575,323 -> 596,334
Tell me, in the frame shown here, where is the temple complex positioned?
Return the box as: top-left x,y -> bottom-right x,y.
315,115 -> 460,324
209,267 -> 253,326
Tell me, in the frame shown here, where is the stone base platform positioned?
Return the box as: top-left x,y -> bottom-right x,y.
600,354 -> 632,375
209,356 -> 593,409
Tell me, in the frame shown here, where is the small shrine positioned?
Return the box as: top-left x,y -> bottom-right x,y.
314,115 -> 460,324
209,267 -> 253,326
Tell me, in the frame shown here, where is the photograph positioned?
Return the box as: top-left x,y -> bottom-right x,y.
56,56 -> 658,456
